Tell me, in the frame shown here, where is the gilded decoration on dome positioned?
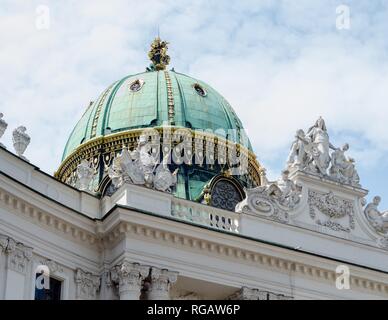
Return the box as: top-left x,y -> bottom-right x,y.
148,37 -> 170,71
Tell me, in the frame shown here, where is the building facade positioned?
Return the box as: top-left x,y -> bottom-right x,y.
1,39 -> 388,300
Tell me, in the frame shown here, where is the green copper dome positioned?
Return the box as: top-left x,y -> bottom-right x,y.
62,70 -> 252,160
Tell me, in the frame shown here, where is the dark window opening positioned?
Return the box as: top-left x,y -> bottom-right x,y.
34,274 -> 62,300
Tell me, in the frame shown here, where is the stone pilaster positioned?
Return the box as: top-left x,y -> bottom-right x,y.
111,261 -> 149,300
1,236 -> 33,299
6,238 -> 33,274
148,267 -> 178,300
75,268 -> 101,300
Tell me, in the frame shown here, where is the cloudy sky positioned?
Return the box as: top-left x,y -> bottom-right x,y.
1,0 -> 387,207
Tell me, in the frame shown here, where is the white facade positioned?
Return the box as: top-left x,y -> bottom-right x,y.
1,139 -> 388,300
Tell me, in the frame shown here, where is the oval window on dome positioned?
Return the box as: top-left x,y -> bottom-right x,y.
129,79 -> 145,92
193,83 -> 207,97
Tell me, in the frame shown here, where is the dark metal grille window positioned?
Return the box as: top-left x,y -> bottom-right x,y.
34,275 -> 62,300
211,180 -> 243,211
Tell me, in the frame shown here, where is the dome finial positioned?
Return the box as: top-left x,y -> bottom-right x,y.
147,37 -> 170,71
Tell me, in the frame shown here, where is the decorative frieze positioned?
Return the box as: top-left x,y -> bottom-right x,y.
75,268 -> 101,300
148,267 -> 178,300
110,261 -> 149,300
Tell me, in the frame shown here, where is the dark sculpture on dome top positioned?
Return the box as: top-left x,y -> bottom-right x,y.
147,37 -> 170,71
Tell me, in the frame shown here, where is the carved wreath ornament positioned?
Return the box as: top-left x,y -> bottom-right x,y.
308,190 -> 355,232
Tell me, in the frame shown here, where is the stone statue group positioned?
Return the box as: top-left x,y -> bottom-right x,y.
75,135 -> 178,194
107,135 -> 178,193
286,116 -> 360,187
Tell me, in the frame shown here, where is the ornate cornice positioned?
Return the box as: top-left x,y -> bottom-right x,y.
102,220 -> 388,297
0,187 -> 98,247
2,182 -> 388,297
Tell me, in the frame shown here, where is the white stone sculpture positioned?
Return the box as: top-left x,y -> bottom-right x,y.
0,113 -> 8,148
305,117 -> 336,175
364,196 -> 388,234
276,170 -> 303,209
76,159 -> 95,191
154,153 -> 178,192
107,135 -> 178,194
329,144 -> 360,187
287,129 -> 310,169
12,126 -> 30,161
286,117 -> 361,187
236,170 -> 302,222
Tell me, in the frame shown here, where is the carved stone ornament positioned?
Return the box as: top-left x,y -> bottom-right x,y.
75,268 -> 101,300
76,159 -> 95,191
107,136 -> 178,195
40,259 -> 64,274
308,190 -> 355,233
364,196 -> 388,238
12,126 -> 30,161
110,261 -> 149,300
286,117 -> 361,188
0,113 -> 8,148
7,238 -> 33,274
236,170 -> 302,223
148,267 -> 178,300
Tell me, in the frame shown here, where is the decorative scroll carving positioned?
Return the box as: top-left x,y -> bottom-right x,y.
12,126 -> 30,161
308,190 -> 355,232
286,117 -> 361,187
75,268 -> 101,300
236,170 -> 302,223
107,135 -> 178,195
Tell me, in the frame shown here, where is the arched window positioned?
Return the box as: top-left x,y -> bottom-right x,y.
210,178 -> 244,211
